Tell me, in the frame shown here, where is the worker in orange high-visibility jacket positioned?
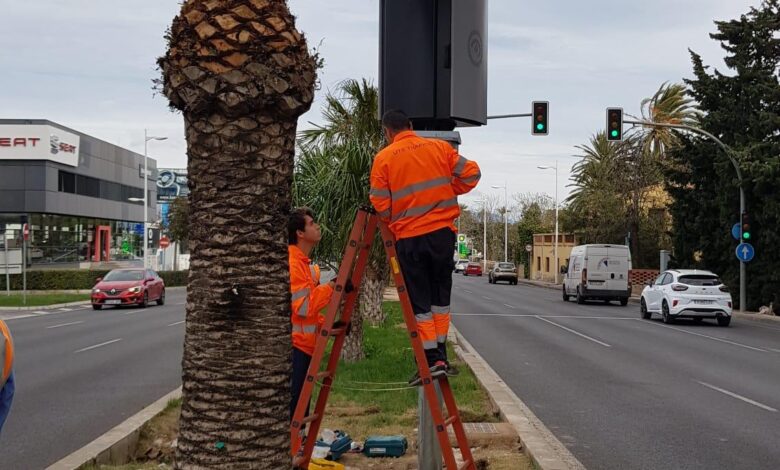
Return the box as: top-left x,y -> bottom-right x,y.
0,319 -> 15,434
288,207 -> 337,428
370,109 -> 481,386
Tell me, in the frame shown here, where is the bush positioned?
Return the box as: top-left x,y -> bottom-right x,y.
5,270 -> 189,290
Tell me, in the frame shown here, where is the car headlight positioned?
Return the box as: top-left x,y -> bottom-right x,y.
128,286 -> 142,293
92,288 -> 101,294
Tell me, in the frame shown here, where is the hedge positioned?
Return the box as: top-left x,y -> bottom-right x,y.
4,270 -> 189,291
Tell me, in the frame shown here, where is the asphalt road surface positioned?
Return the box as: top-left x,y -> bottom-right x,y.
0,289 -> 185,470
451,275 -> 780,470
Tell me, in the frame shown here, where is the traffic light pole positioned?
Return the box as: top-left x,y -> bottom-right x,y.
486,113 -> 531,120
624,119 -> 746,312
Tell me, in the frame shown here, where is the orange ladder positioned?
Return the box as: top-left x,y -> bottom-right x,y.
291,207 -> 475,470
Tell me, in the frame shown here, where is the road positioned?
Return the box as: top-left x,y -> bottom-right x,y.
0,290 -> 185,470
451,275 -> 780,470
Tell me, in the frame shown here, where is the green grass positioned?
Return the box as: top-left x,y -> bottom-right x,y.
318,301 -> 498,430
0,293 -> 90,307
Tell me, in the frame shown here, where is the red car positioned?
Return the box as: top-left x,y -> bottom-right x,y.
463,262 -> 483,276
91,269 -> 165,310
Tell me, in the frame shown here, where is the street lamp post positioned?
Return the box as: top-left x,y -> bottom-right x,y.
538,162 -> 559,284
141,130 -> 167,269
491,183 -> 508,262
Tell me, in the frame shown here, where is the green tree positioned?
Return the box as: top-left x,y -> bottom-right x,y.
164,196 -> 189,251
293,78 -> 386,361
667,0 -> 780,311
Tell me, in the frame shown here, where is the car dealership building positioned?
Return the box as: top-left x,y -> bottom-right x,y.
0,119 -> 157,269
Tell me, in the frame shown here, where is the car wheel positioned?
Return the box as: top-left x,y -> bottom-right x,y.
717,316 -> 731,327
92,304 -> 102,310
140,292 -> 148,308
640,298 -> 651,319
619,298 -> 629,306
463,272 -> 467,276
662,301 -> 674,324
562,286 -> 569,302
576,287 -> 585,304
157,289 -> 165,306
603,299 -> 611,305
512,280 -> 517,285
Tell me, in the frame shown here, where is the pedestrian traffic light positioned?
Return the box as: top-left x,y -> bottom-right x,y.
741,212 -> 751,240
532,101 -> 549,135
606,107 -> 623,141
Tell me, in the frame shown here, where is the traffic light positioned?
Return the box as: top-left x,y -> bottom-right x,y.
606,107 -> 623,141
741,212 -> 751,241
532,101 -> 549,135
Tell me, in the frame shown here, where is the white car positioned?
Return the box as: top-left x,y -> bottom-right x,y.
640,269 -> 732,326
453,259 -> 469,273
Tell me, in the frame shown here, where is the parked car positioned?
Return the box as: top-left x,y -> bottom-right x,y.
463,262 -> 483,276
640,269 -> 732,326
489,262 -> 518,285
563,244 -> 632,305
454,259 -> 469,273
91,268 -> 166,310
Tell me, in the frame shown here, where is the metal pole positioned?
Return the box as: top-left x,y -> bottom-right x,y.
22,226 -> 27,305
4,231 -> 9,296
624,119 -> 746,311
143,129 -> 148,270
483,204 -> 487,272
503,184 -> 508,262
554,161 -> 559,285
486,113 -> 532,120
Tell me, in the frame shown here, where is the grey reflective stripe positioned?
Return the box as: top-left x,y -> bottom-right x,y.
378,209 -> 391,218
453,155 -> 468,176
297,296 -> 309,317
415,312 -> 433,321
436,335 -> 448,343
292,324 -> 318,334
370,187 -> 391,198
431,305 -> 450,313
456,171 -> 481,184
291,287 -> 310,301
391,197 -> 459,222
392,176 -> 451,200
422,340 -> 438,349
309,265 -> 317,283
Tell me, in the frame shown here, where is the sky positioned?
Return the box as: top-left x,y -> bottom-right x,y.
0,0 -> 763,208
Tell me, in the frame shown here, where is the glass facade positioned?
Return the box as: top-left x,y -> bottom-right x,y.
0,213 -> 144,266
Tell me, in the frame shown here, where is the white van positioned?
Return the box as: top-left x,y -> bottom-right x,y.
562,244 -> 632,305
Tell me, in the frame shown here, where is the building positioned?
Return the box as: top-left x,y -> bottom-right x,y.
0,119 -> 157,269
530,232 -> 577,283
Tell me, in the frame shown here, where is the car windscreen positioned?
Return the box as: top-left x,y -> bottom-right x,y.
498,263 -> 514,269
678,275 -> 721,286
103,270 -> 144,281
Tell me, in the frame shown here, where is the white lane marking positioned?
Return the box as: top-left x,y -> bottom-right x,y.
644,321 -> 767,352
463,290 -> 472,294
33,311 -> 49,315
57,308 -> 73,312
503,304 -> 515,308
696,381 -> 777,412
482,296 -> 493,300
74,338 -> 122,353
452,313 -> 634,320
46,321 -> 84,329
167,320 -> 185,327
535,316 -> 612,348
767,348 -> 780,354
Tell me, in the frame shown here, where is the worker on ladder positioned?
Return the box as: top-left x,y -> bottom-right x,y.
370,110 -> 481,386
288,208 -> 337,434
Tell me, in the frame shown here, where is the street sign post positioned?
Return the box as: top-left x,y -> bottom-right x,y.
525,244 -> 532,252
735,243 -> 755,263
159,236 -> 171,249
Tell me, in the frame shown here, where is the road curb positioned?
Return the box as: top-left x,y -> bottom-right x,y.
449,326 -> 586,470
46,387 -> 182,470
0,286 -> 187,312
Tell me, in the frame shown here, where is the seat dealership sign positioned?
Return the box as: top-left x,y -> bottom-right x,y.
0,124 -> 80,167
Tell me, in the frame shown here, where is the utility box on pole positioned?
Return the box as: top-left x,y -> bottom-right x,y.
379,0 -> 487,130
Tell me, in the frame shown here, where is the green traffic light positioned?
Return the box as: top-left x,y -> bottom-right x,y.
743,232 -> 751,240
536,123 -> 545,131
610,129 -> 619,137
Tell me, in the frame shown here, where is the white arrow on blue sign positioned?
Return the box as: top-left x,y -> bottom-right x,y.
735,243 -> 755,262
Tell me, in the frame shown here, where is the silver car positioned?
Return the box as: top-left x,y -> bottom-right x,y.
489,262 -> 518,285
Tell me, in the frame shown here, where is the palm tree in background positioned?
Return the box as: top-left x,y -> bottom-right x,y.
158,0 -> 316,467
294,78 -> 387,362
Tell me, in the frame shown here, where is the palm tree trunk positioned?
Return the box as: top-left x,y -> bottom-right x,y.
361,259 -> 389,326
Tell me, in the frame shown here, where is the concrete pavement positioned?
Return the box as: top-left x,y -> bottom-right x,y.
451,275 -> 780,470
0,289 -> 186,470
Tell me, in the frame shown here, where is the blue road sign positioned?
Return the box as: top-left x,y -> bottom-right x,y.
735,243 -> 755,262
731,223 -> 741,241
133,223 -> 144,235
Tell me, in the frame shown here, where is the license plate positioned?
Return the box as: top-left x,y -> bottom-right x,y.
105,299 -> 121,305
693,300 -> 713,304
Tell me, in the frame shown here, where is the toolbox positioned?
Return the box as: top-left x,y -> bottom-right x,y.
362,435 -> 408,458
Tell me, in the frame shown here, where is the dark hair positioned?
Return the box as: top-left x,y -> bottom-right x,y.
288,207 -> 315,245
381,109 -> 411,132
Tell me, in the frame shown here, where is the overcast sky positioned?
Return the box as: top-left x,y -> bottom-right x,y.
0,0 -> 761,207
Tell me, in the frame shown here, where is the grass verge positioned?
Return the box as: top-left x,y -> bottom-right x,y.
0,293 -> 90,307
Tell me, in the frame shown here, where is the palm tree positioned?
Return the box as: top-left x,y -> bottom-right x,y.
294,79 -> 386,362
158,1 -> 316,468
639,82 -> 701,159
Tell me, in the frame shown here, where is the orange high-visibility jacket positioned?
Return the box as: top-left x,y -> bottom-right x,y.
370,130 -> 481,239
0,320 -> 13,388
289,245 -> 333,356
